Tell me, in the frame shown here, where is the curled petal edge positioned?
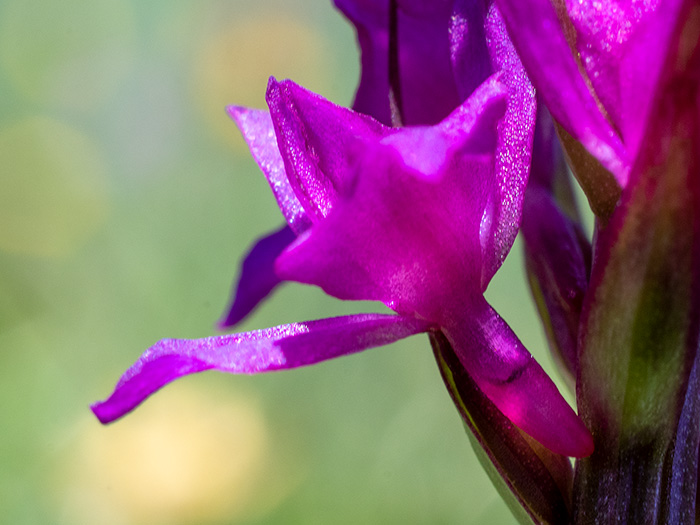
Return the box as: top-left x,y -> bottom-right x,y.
92,313 -> 436,424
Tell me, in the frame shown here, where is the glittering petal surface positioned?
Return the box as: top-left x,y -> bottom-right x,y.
495,0 -> 628,183
218,224 -> 296,329
563,0 -> 660,150
441,297 -> 594,458
276,77 -> 507,320
333,0 -> 460,125
92,313 -> 435,424
226,106 -> 311,234
479,5 -> 536,285
266,77 -> 390,222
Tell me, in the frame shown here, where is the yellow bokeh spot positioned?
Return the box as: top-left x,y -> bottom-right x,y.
192,11 -> 334,148
0,117 -> 109,257
52,384 -> 300,524
0,0 -> 135,111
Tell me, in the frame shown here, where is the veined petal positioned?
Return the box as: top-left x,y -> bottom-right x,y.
92,313 -> 435,424
266,77 -> 389,221
442,297 -> 593,458
226,106 -> 311,234
218,224 -> 296,329
495,0 -> 629,184
276,77 -> 508,321
333,0 -> 460,125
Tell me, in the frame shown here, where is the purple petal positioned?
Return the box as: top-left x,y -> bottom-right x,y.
522,187 -> 590,379
217,224 -> 296,330
479,5 -> 536,285
275,77 -> 508,321
265,77 -> 390,222
333,0 -> 460,125
442,298 -> 593,458
495,0 -> 629,184
226,106 -> 311,234
92,313 -> 435,424
449,0 -> 492,101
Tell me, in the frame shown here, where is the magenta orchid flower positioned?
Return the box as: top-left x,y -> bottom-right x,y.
219,0 -> 508,328
95,1 -> 595,457
92,69 -> 592,459
91,0 -> 700,519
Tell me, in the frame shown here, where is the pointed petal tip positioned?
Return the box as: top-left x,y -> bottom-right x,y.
511,404 -> 593,458
217,225 -> 294,331
90,400 -> 120,425
226,105 -> 260,127
502,392 -> 594,458
225,105 -> 243,119
265,75 -> 281,97
215,317 -> 234,331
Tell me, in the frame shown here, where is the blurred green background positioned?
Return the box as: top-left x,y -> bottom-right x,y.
0,0 -> 570,523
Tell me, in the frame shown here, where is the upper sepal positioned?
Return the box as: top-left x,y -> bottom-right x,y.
226,106 -> 311,234
265,77 -> 390,222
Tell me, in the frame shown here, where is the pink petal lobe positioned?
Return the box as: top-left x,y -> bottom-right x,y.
218,224 -> 296,329
92,314 -> 435,424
